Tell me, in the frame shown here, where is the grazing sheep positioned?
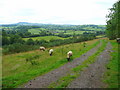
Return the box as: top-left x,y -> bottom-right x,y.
116,38 -> 120,43
67,51 -> 73,61
39,46 -> 45,51
49,49 -> 54,56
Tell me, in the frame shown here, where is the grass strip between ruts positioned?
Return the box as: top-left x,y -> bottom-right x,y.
48,39 -> 108,88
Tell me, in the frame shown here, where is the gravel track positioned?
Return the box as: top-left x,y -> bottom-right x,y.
20,41 -> 102,88
67,42 -> 112,88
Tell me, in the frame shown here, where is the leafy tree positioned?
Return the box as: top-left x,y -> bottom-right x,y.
26,38 -> 34,45
9,35 -> 23,44
106,1 -> 120,39
2,36 -> 10,45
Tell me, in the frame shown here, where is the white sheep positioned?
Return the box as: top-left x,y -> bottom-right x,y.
67,51 -> 73,61
39,46 -> 45,51
116,38 -> 120,43
49,49 -> 54,56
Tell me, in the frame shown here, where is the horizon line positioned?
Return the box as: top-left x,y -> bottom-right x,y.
0,22 -> 106,25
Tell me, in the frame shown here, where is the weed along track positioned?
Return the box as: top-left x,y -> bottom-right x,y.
21,40 -> 103,88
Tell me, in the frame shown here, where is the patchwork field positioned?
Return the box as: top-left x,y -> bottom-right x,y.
28,28 -> 96,35
23,36 -> 69,41
65,30 -> 89,34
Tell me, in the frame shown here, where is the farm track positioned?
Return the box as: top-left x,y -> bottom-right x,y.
67,42 -> 112,88
21,41 -> 102,88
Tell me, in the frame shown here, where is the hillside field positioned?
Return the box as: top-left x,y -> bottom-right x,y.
2,38 -> 103,88
23,36 -> 70,41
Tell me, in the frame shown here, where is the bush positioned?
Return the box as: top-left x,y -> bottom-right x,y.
3,43 -> 39,54
3,34 -> 96,55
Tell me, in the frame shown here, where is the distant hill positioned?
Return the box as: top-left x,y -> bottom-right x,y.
16,22 -> 43,26
1,22 -> 43,26
17,22 -> 32,25
1,22 -> 106,31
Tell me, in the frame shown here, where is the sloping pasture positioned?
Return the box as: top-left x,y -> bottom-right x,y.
2,38 -> 103,88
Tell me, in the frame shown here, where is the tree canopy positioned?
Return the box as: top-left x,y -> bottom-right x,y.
106,1 -> 120,39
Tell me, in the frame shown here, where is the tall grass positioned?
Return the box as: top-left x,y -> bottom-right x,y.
102,40 -> 119,88
2,39 -> 101,88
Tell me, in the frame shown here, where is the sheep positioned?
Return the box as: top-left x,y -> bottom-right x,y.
49,49 -> 54,56
116,38 -> 120,43
67,51 -> 73,61
39,46 -> 45,51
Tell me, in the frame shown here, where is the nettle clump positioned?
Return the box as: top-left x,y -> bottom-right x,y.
26,55 -> 40,65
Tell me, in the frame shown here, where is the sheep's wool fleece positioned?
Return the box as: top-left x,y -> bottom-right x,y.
40,47 -> 45,49
49,49 -> 53,53
67,51 -> 72,55
67,51 -> 72,58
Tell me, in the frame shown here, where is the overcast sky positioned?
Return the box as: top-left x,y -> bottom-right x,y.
0,0 -> 118,25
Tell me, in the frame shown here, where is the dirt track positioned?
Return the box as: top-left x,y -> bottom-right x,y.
67,42 -> 112,88
20,41 -> 102,88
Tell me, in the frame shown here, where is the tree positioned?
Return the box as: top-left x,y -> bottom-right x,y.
9,35 -> 24,44
2,36 -> 10,45
26,38 -> 34,45
106,1 -> 120,39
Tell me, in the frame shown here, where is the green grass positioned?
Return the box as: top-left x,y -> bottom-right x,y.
28,28 -> 97,35
28,28 -> 47,34
28,28 -> 64,35
2,38 -> 103,88
82,26 -> 105,31
96,35 -> 106,38
48,39 -> 108,88
23,36 -> 68,41
65,30 -> 97,35
102,40 -> 119,88
64,30 -> 86,35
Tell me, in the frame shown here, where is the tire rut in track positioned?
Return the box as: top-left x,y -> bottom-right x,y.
20,41 -> 102,88
67,42 -> 112,88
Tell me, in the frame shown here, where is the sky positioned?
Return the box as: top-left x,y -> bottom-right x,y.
0,0 -> 118,25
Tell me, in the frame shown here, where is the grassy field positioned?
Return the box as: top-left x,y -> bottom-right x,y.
28,28 -> 41,34
28,28 -> 96,35
2,38 -> 102,88
28,28 -> 64,34
23,36 -> 69,41
28,28 -> 47,34
102,40 -> 119,88
65,30 -> 88,35
96,35 -> 106,38
82,26 -> 105,31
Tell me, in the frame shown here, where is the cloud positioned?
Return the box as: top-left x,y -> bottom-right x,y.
0,0 -> 118,24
